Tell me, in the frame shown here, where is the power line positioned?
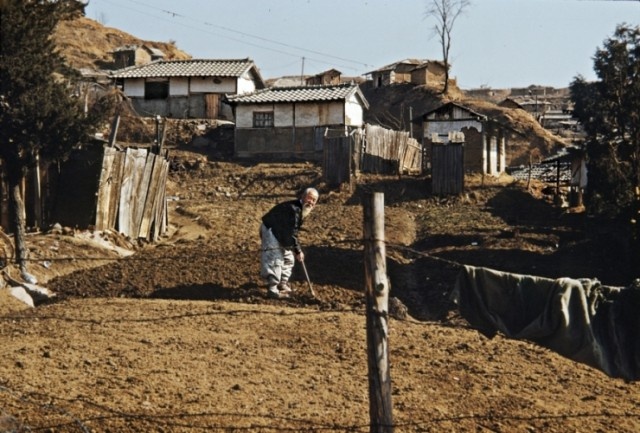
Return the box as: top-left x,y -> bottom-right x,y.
96,0 -> 373,73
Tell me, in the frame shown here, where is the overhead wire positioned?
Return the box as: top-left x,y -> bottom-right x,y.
94,0 -> 373,73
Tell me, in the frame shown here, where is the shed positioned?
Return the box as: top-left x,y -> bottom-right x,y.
225,83 -> 369,160
541,144 -> 587,206
365,58 -> 425,88
409,61 -> 447,87
111,44 -> 165,69
111,58 -> 266,120
498,98 -> 525,110
422,102 -> 507,176
365,58 -> 445,88
306,69 -> 342,86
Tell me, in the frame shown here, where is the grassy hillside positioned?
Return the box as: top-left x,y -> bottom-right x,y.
54,16 -> 191,71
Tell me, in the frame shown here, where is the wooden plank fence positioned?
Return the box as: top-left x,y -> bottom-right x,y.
321,124 -> 423,189
96,146 -> 169,241
361,124 -> 422,175
0,141 -> 169,243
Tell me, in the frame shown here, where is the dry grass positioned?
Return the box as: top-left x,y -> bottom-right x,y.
54,16 -> 191,70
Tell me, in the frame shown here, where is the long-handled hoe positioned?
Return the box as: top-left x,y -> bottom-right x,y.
300,258 -> 316,298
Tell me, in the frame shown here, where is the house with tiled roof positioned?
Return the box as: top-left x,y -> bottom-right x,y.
225,82 -> 369,160
111,58 -> 265,119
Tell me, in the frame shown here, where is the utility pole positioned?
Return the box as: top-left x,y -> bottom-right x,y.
300,57 -> 305,85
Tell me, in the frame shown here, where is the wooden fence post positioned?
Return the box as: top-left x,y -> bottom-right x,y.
363,192 -> 394,432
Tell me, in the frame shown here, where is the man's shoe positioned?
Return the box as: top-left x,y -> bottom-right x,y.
267,290 -> 290,300
278,282 -> 292,294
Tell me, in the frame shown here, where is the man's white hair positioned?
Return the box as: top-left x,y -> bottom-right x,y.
303,187 -> 319,198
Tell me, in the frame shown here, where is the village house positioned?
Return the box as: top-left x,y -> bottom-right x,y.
111,44 -> 165,69
409,61 -> 447,87
365,58 -> 446,88
111,58 -> 265,120
498,97 -> 525,110
225,82 -> 369,160
305,69 -> 342,86
422,102 -> 508,177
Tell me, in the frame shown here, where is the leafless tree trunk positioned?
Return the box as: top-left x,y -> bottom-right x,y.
9,176 -> 28,273
425,0 -> 470,94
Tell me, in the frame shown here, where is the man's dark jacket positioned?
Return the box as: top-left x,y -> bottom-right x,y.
261,199 -> 304,253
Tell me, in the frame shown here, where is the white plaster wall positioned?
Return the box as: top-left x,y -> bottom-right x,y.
234,105 -> 255,128
326,101 -> 345,125
295,102 -> 345,126
424,120 -> 482,138
294,104 -> 320,127
345,95 -> 363,126
294,104 -> 319,127
124,78 -> 145,97
190,77 -> 236,93
489,136 -> 498,175
237,73 -> 257,94
274,105 -> 293,126
500,137 -> 506,173
170,77 -> 189,96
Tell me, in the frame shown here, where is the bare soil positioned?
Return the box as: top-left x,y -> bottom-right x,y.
1,147 -> 638,433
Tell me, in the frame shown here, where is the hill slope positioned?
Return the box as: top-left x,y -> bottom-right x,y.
54,16 -> 191,71
360,81 -> 568,165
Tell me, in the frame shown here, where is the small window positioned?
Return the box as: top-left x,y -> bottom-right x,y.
145,80 -> 169,100
253,111 -> 274,128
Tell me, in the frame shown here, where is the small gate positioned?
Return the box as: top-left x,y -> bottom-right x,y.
322,128 -> 354,189
431,143 -> 464,195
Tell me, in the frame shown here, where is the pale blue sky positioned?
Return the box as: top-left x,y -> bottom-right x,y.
84,0 -> 639,89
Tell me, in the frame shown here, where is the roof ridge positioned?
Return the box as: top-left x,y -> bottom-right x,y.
153,58 -> 252,63
269,82 -> 355,91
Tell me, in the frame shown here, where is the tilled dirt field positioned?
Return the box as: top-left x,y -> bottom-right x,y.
1,147 -> 639,432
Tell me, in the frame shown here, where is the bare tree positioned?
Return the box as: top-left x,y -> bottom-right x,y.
425,0 -> 470,94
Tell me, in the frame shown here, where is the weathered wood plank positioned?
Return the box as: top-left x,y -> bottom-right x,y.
151,159 -> 169,241
361,124 -> 422,175
138,154 -> 164,240
106,151 -> 125,230
95,147 -> 117,230
131,152 -> 155,239
118,148 -> 148,237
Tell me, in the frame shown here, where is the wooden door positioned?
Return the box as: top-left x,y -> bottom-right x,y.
205,94 -> 219,119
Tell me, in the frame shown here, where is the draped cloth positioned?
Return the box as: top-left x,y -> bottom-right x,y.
452,265 -> 640,381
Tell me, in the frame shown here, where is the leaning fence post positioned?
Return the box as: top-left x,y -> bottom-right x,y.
363,192 -> 394,432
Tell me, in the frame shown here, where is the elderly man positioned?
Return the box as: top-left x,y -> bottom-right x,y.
260,187 -> 319,299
